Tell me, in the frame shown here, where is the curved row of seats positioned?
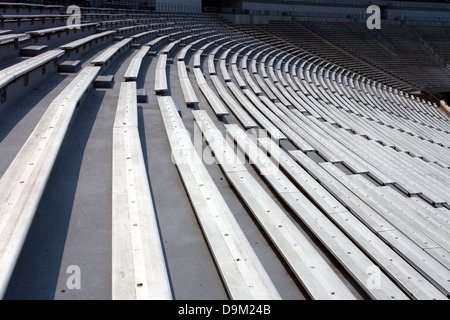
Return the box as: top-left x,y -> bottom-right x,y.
0,12 -> 221,113
0,6 -> 449,299
153,15 -> 450,299
0,11 -> 235,299
255,19 -> 450,95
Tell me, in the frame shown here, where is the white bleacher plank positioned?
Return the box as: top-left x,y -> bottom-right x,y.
297,119 -> 396,185
161,40 -> 180,55
243,69 -> 262,95
246,93 -> 316,153
194,115 -> 357,300
254,73 -> 277,101
207,54 -> 216,75
26,23 -> 97,37
177,60 -> 188,79
425,247 -> 450,271
330,210 -> 447,300
286,110 -> 383,174
156,53 -> 167,70
378,229 -> 450,296
348,174 -> 450,250
154,67 -> 168,93
377,185 -> 450,237
288,150 -> 395,233
226,82 -> 286,142
268,80 -> 292,107
226,169 -> 357,300
0,33 -> 26,44
268,57 -> 278,83
320,163 -> 448,252
146,35 -> 169,50
258,137 -> 346,215
124,46 -> 150,81
177,60 -> 198,105
210,75 -> 257,129
193,67 -> 228,116
59,30 -> 116,50
360,139 -> 448,204
231,64 -> 247,88
0,66 -> 101,298
193,50 -> 202,68
91,38 -> 132,66
154,54 -> 168,94
177,44 -> 192,61
158,96 -> 281,300
219,59 -> 231,82
198,82 -> 229,116
172,149 -> 282,300
259,60 -> 268,79
288,151 -> 448,300
260,97 -> 336,154
193,66 -> 207,86
131,30 -> 157,43
112,82 -> 172,300
158,98 -> 192,152
250,57 -> 258,75
391,151 -> 450,204
224,131 -> 409,300
0,49 -> 65,89
179,77 -> 198,106
223,126 -> 414,299
113,81 -> 138,128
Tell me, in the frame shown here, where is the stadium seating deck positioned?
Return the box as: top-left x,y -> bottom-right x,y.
0,4 -> 449,301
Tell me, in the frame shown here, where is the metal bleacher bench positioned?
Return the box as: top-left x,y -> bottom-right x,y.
0,33 -> 27,47
288,150 -> 448,300
193,67 -> 228,117
0,66 -> 100,298
0,49 -> 64,86
123,45 -> 150,81
194,113 -> 357,300
112,81 -> 172,300
209,74 -> 257,129
226,125 -> 408,299
226,81 -> 286,142
59,30 -> 116,58
154,53 -> 168,94
26,23 -> 98,37
91,37 -> 132,67
158,96 -> 281,300
0,49 -> 65,105
177,60 -> 198,107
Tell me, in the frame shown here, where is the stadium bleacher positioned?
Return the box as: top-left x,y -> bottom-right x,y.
0,1 -> 449,301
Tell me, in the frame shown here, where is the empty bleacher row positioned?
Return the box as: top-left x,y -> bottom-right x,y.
160,18 -> 450,299
0,10 -> 223,112
149,12 -> 450,299
0,4 -> 449,300
246,19 -> 450,93
0,9 -> 247,299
